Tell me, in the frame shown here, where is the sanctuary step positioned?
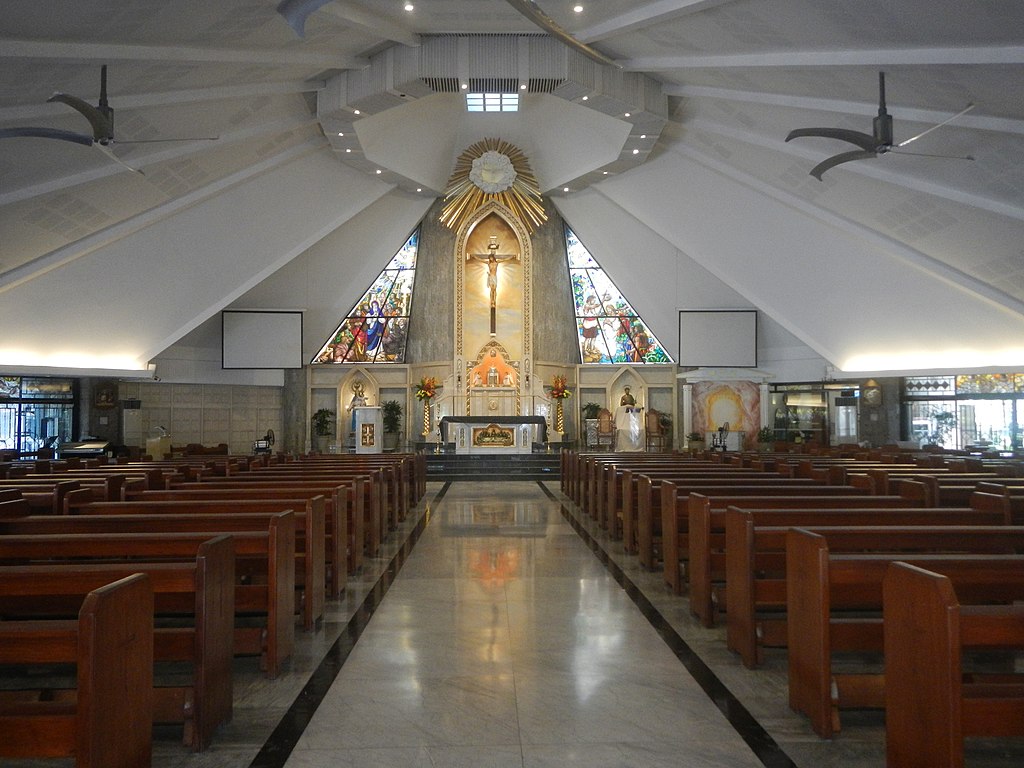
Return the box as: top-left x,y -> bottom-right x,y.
424,452 -> 561,482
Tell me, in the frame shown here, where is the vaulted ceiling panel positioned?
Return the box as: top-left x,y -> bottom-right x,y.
0,0 -> 1021,379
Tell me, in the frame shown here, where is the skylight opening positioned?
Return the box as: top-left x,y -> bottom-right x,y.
466,93 -> 519,112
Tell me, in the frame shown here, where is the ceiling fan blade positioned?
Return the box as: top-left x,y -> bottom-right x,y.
276,0 -> 333,37
785,127 -> 878,153
896,102 -> 976,148
47,92 -> 113,142
503,0 -> 622,69
93,143 -> 144,175
0,126 -> 94,146
808,149 -> 877,180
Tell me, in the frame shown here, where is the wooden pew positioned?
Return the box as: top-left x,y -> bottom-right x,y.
169,472 -> 374,567
884,562 -> 1024,768
653,481 -> 869,578
687,493 -> 925,618
621,467 -> 770,551
0,573 -> 153,768
786,529 -> 1024,738
725,506 -> 1014,668
0,512 -> 294,678
0,537 -> 235,751
68,497 -> 324,632
0,497 -> 31,518
127,485 -> 348,595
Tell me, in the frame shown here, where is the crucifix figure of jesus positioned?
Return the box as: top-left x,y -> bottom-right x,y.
469,235 -> 518,335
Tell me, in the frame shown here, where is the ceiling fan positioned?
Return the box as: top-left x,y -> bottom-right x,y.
0,65 -> 218,174
785,72 -> 975,180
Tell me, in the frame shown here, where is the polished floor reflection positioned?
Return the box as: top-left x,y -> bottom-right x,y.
285,482 -> 763,768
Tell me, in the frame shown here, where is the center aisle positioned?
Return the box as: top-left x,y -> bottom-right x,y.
285,481 -> 763,768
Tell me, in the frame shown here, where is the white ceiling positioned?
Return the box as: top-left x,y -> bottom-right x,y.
1,0 -> 1022,380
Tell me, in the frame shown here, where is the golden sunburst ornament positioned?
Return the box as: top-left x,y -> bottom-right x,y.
440,138 -> 548,234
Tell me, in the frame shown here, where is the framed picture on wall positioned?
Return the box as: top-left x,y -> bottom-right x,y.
94,383 -> 116,408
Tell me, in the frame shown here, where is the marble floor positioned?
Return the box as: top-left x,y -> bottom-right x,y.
7,480 -> 1024,767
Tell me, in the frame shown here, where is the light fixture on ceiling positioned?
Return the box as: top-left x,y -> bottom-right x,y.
632,148 -> 639,155
404,3 -> 414,10
345,148 -> 352,153
416,188 -> 422,192
375,169 -> 382,174
581,95 -> 588,101
353,109 -> 361,115
337,132 -> 344,136
640,134 -> 646,139
624,112 -> 631,117
563,187 -> 569,192
574,4 -> 583,12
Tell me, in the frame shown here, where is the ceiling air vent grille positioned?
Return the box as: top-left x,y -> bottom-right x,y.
423,77 -> 460,93
528,78 -> 564,94
468,77 -> 518,93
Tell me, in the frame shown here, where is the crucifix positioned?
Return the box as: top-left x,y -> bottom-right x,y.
468,235 -> 519,335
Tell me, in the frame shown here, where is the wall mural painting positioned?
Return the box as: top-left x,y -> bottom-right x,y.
691,381 -> 761,450
312,229 -> 419,364
565,225 -> 671,365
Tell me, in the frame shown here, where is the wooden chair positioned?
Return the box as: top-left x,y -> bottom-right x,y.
645,409 -> 668,452
596,409 -> 615,450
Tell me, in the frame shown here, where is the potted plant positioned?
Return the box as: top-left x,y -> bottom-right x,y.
311,408 -> 334,453
756,426 -> 775,452
687,430 -> 705,451
581,401 -> 601,421
381,400 -> 402,452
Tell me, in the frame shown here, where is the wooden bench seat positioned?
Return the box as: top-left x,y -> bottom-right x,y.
68,497 -> 324,632
0,572 -> 152,768
126,486 -> 349,595
0,537 -> 235,751
687,494 -> 927,619
884,562 -> 1024,768
786,529 -> 1024,738
649,481 -> 868,574
725,508 -> 1015,668
0,512 -> 294,676
0,512 -> 296,678
169,472 -> 377,565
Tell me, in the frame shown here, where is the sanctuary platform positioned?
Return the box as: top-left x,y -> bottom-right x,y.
424,452 -> 560,482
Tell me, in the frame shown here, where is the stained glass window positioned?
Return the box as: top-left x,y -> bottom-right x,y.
312,229 -> 419,364
565,225 -> 671,364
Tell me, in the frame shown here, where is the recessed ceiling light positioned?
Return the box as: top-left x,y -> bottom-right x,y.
461,83 -> 468,90
416,188 -> 422,192
563,187 -> 570,192
574,5 -> 583,12
520,83 -> 527,90
624,112 -> 631,117
337,132 -> 344,136
345,148 -> 352,153
375,169 -> 382,174
353,109 -> 361,115
632,148 -> 640,155
404,3 -> 414,10
581,95 -> 589,101
640,134 -> 646,139
602,171 -> 609,175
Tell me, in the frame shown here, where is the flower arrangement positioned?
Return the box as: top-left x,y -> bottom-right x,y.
548,375 -> 571,400
415,376 -> 438,401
